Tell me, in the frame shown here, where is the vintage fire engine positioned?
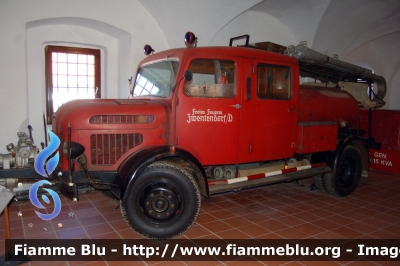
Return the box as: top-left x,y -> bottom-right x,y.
2,33 -> 389,239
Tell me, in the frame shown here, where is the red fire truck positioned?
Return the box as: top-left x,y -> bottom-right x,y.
51,33 -> 386,239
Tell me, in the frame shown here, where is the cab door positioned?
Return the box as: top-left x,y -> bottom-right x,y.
249,61 -> 298,161
175,57 -> 241,165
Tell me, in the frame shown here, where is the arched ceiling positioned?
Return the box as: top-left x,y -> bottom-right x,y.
138,0 -> 400,55
137,0 -> 262,48
312,0 -> 400,57
248,0 -> 331,47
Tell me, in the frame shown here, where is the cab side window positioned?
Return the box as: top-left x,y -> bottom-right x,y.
257,65 -> 291,100
185,59 -> 236,98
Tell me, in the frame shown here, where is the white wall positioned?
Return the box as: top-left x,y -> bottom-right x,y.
0,0 -> 167,148
312,0 -> 400,110
137,0 -> 263,49
344,33 -> 400,110
209,11 -> 297,47
26,22 -> 119,143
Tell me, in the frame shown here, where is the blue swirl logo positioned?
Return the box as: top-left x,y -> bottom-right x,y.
31,131 -> 62,220
34,131 -> 60,177
29,180 -> 62,221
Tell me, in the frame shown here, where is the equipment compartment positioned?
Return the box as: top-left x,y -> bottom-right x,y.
295,121 -> 338,154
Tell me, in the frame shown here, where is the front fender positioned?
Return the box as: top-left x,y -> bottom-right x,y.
111,146 -> 208,201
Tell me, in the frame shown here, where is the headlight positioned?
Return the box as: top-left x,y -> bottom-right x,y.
63,141 -> 85,160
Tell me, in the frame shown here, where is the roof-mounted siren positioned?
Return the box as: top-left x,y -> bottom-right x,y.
143,44 -> 154,56
184,32 -> 197,48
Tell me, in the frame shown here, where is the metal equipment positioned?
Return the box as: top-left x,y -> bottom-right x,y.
284,42 -> 387,108
0,131 -> 39,170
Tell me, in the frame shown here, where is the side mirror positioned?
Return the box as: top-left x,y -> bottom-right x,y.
184,70 -> 193,82
172,70 -> 193,92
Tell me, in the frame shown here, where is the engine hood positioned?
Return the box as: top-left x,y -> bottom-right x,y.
52,98 -> 168,131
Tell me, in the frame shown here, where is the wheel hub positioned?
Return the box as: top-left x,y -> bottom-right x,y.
143,187 -> 178,221
339,158 -> 355,186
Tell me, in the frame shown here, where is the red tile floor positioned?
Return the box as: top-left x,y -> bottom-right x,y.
1,170 -> 399,265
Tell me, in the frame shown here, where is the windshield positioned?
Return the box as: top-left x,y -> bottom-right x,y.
133,60 -> 179,97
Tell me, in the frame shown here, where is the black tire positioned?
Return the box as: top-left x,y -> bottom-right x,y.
120,161 -> 201,239
313,174 -> 328,193
324,146 -> 362,197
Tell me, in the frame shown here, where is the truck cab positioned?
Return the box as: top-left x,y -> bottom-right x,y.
132,47 -> 299,166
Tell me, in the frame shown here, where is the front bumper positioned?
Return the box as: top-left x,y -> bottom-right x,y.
54,170 -> 117,200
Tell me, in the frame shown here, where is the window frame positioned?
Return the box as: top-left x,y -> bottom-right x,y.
184,58 -> 237,99
45,45 -> 101,124
133,59 -> 179,98
256,64 -> 292,100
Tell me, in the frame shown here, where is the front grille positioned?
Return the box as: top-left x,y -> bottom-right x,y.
90,134 -> 143,165
89,115 -> 154,124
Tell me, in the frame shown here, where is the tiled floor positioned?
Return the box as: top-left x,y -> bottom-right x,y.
1,170 -> 399,265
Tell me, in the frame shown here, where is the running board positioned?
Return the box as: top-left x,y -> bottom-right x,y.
209,165 -> 332,195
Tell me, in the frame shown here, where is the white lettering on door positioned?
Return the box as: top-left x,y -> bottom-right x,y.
186,108 -> 233,124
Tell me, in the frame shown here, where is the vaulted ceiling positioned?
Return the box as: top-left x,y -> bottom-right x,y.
138,0 -> 400,57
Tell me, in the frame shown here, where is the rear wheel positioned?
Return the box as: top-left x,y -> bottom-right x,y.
313,174 -> 328,193
121,161 -> 201,239
324,146 -> 362,197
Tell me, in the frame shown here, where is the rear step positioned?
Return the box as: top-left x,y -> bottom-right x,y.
209,165 -> 332,195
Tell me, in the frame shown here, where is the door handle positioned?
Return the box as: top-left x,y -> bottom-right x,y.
230,104 -> 241,109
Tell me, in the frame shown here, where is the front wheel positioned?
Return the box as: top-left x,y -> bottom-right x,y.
324,146 -> 362,197
121,161 -> 201,239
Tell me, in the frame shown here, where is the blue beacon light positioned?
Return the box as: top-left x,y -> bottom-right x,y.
184,32 -> 197,48
143,44 -> 154,55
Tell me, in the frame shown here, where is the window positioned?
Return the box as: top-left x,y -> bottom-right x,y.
184,59 -> 236,98
45,46 -> 100,123
257,65 -> 291,100
133,60 -> 179,97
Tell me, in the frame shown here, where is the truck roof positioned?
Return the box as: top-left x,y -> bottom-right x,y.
138,46 -> 299,66
136,42 -> 386,108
